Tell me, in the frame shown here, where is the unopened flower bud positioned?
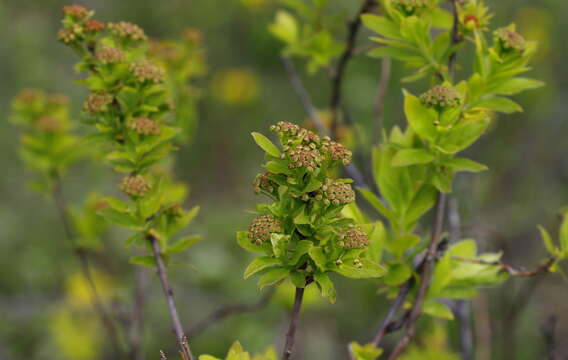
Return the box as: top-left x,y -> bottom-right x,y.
36,116 -> 63,132
322,141 -> 352,165
62,5 -> 90,20
317,179 -> 355,206
392,0 -> 429,15
286,145 -> 322,171
84,19 -> 105,32
57,28 -> 77,44
253,172 -> 276,194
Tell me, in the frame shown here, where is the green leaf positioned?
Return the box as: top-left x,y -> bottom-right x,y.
492,78 -> 545,96
269,10 -> 298,44
432,171 -> 453,193
436,117 -> 490,154
288,240 -> 312,265
349,341 -> 383,360
367,222 -> 387,263
538,225 -> 557,256
244,256 -> 282,279
308,247 -> 328,270
290,271 -> 307,288
129,255 -> 156,268
258,267 -> 290,289
448,240 -> 477,258
98,208 -> 144,230
444,157 -> 488,173
314,272 -> 336,303
251,132 -> 281,157
474,97 -> 523,114
271,233 -> 290,258
362,14 -> 400,39
265,160 -> 292,175
392,148 -> 435,167
389,234 -> 420,258
166,236 -> 201,254
383,262 -> 412,286
358,188 -> 396,222
334,259 -> 386,279
422,300 -> 454,320
236,231 -> 267,253
404,93 -> 438,142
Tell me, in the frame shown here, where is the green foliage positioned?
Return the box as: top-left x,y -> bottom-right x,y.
269,0 -> 346,73
58,6 -> 200,266
10,89 -> 83,192
198,341 -> 276,360
349,341 -> 383,360
239,122 -> 385,302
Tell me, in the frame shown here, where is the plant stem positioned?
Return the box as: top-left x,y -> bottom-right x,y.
149,235 -> 194,360
282,287 -> 305,360
330,0 -> 376,135
387,192 -> 446,360
52,173 -> 124,357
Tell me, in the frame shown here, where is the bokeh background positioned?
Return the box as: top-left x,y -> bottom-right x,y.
1,0 -> 567,359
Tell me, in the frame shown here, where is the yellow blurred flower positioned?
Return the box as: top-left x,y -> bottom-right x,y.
66,271 -> 115,307
50,307 -> 102,360
212,68 -> 259,105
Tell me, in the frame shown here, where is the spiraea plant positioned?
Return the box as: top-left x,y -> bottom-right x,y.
238,122 -> 386,358
57,5 -> 200,359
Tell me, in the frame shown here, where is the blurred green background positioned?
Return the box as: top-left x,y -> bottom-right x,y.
1,0 -> 567,359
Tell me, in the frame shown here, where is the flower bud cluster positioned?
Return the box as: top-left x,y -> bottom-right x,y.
248,214 -> 282,245
321,140 -> 352,165
316,179 -> 355,206
109,21 -> 147,42
494,27 -> 526,52
270,121 -> 300,137
337,226 -> 369,249
129,117 -> 161,135
286,145 -> 323,172
83,92 -> 113,113
129,60 -> 165,83
420,85 -> 463,109
96,47 -> 125,64
253,172 -> 276,194
119,175 -> 151,197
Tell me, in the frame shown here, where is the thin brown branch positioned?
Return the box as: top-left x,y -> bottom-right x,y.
330,0 -> 377,135
52,173 -> 124,357
373,57 -> 391,144
282,287 -> 305,360
149,235 -> 194,360
388,192 -> 447,360
450,256 -> 555,277
371,282 -> 411,347
280,55 -> 370,190
448,0 -> 463,81
187,288 -> 275,338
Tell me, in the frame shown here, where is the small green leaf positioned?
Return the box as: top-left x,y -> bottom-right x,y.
362,14 -> 400,39
265,161 -> 292,175
166,236 -> 201,254
244,256 -> 282,279
236,231 -> 267,253
404,93 -> 438,142
271,233 -> 290,258
391,148 -> 435,167
334,259 -> 386,279
444,157 -> 488,173
383,262 -> 412,286
474,97 -> 523,114
314,272 -> 336,303
432,171 -> 453,193
389,234 -> 420,258
436,117 -> 490,154
98,208 -> 144,230
258,267 -> 290,289
358,188 -> 396,222
290,271 -> 307,288
349,341 -> 383,360
560,211 -> 568,254
129,255 -> 156,268
422,300 -> 454,320
538,225 -> 557,256
252,132 -> 281,157
288,240 -> 312,265
268,10 -> 298,44
492,78 -> 545,96
308,247 -> 328,270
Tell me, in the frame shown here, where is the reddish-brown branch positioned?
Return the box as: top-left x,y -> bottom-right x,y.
149,236 -> 194,360
282,287 -> 305,360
